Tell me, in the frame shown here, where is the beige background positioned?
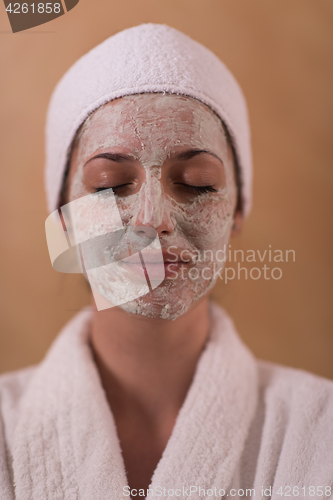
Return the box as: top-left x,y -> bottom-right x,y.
0,0 -> 332,378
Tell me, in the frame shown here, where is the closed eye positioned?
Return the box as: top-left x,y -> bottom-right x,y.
94,183 -> 217,196
94,184 -> 132,194
175,183 -> 217,195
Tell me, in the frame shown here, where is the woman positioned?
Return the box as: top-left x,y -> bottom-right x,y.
1,24 -> 332,500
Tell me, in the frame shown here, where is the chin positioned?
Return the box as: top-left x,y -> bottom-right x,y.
117,273 -> 217,320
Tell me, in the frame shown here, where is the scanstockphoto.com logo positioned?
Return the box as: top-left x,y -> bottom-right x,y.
45,191 -> 297,313
3,0 -> 79,33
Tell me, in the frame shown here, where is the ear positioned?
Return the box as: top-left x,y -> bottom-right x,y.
231,209 -> 243,237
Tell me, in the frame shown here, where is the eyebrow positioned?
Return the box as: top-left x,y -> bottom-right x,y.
84,152 -> 136,167
172,149 -> 223,163
83,149 -> 223,167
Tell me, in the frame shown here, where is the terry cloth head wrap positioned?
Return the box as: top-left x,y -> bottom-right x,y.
45,23 -> 253,217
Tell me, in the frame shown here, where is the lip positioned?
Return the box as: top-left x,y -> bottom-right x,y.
118,248 -> 192,282
161,250 -> 191,264
116,248 -> 193,264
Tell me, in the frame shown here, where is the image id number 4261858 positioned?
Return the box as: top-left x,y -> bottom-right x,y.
5,3 -> 61,13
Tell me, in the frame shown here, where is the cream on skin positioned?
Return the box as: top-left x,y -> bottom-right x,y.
67,94 -> 238,320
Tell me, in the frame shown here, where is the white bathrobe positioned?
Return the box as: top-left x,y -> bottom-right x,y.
0,303 -> 332,500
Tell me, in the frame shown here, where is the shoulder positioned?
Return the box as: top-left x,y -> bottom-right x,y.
0,365 -> 37,408
0,366 -> 37,451
256,359 -> 333,430
256,360 -> 333,478
257,358 -> 333,409
0,307 -> 93,424
240,360 -> 333,485
0,366 -> 37,410
0,365 -> 37,397
0,308 -> 93,443
0,366 -> 37,402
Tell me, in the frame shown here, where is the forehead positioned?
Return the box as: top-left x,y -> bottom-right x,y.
78,93 -> 226,154
89,93 -> 221,126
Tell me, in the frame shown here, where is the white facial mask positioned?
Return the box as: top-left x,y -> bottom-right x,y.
69,94 -> 238,320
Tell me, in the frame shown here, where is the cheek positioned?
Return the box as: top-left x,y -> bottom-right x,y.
68,162 -> 87,202
177,188 -> 237,249
113,193 -> 141,225
65,192 -> 124,249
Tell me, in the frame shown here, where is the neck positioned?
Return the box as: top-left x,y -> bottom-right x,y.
90,297 -> 211,422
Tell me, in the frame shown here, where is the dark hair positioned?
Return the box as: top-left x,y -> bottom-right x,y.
58,131 -> 80,209
221,123 -> 243,215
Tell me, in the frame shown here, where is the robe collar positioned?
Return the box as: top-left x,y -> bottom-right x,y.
12,302 -> 258,499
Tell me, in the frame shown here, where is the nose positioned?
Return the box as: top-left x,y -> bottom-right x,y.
131,174 -> 175,237
132,212 -> 175,238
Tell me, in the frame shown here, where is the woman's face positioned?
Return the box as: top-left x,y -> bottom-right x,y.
66,94 -> 239,319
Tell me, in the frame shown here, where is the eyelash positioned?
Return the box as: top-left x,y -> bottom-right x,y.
94,184 -> 217,195
94,184 -> 130,194
175,184 -> 217,195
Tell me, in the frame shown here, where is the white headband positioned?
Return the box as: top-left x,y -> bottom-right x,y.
45,23 -> 253,217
